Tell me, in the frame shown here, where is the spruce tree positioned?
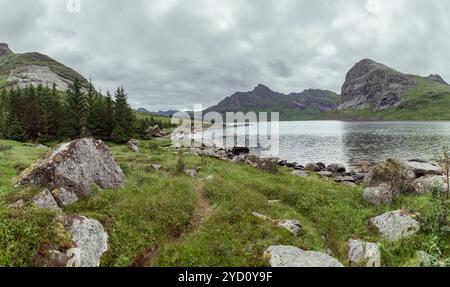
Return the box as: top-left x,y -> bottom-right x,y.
111,86 -> 134,143
65,78 -> 87,139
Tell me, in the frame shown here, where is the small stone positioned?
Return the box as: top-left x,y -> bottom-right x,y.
305,163 -> 320,172
32,189 -> 61,211
268,200 -> 280,204
362,184 -> 393,205
51,187 -> 79,207
206,175 -> 215,181
277,220 -> 302,236
334,176 -> 355,183
185,169 -> 198,177
348,239 -> 381,267
8,199 -> 25,209
327,163 -> 346,173
292,170 -> 308,177
127,139 -> 140,153
318,171 -> 333,178
152,164 -> 162,170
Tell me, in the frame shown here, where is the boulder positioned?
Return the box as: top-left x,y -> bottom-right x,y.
51,187 -> 79,207
406,160 -> 442,177
348,239 -> 381,267
65,216 -> 108,267
305,163 -> 320,172
411,175 -> 447,194
32,189 -> 61,211
15,138 -> 125,196
265,246 -> 344,267
127,139 -> 140,152
292,170 -> 308,177
369,210 -> 420,242
362,184 -> 392,205
364,160 -> 415,187
146,125 -> 166,138
327,163 -> 346,173
316,162 -> 326,170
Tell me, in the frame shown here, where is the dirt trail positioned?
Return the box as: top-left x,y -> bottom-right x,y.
131,180 -> 212,267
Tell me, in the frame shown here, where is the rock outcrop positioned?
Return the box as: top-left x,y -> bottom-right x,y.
0,43 -> 12,56
15,138 -> 125,196
338,59 -> 418,111
8,65 -> 74,91
265,246 -> 343,267
127,139 -> 140,152
369,210 -> 420,242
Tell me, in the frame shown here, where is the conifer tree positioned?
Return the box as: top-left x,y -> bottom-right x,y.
65,78 -> 87,139
111,86 -> 134,142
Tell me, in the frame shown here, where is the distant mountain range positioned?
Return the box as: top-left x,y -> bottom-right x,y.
203,84 -> 340,120
0,43 -> 89,90
3,42 -> 450,120
137,108 -> 179,117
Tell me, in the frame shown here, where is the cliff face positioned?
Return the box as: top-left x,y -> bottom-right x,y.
338,59 -> 418,111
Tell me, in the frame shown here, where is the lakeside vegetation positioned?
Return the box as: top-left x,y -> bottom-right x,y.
0,138 -> 448,267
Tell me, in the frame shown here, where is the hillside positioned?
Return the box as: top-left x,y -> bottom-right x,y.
204,84 -> 340,121
332,59 -> 450,120
0,43 -> 89,90
1,138 -> 446,267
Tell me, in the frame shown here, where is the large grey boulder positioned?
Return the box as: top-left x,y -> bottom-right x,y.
369,210 -> 420,242
411,175 -> 447,194
15,138 -> 125,196
65,216 -> 108,267
266,246 -> 344,267
305,163 -> 320,172
348,239 -> 381,267
405,160 -> 442,177
362,184 -> 392,205
32,189 -> 61,211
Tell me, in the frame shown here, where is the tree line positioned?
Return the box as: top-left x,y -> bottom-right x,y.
0,78 -> 173,143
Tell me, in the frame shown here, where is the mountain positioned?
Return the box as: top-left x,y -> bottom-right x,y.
136,108 -> 179,117
333,59 -> 450,120
204,84 -> 340,120
0,43 -> 89,90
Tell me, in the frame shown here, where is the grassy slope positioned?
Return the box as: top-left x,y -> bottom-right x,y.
0,139 -> 447,267
327,78 -> 450,120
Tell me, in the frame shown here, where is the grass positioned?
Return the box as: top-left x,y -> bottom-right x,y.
0,138 -> 448,267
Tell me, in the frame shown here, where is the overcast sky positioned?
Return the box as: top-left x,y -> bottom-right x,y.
1,0 -> 450,111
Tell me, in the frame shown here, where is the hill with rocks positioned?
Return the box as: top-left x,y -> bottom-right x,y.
0,43 -> 89,90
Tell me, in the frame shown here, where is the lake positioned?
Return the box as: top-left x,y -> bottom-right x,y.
202,121 -> 450,168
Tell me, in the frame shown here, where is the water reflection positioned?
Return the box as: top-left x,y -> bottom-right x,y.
203,121 -> 450,168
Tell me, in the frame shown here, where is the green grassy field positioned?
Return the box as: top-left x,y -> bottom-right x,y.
0,139 -> 448,267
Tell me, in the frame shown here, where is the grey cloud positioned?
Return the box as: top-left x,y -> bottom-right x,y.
1,0 -> 450,111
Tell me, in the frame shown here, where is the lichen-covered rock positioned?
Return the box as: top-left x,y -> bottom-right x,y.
369,210 -> 420,242
15,138 -> 125,196
348,239 -> 381,267
52,187 -> 79,207
362,184 -> 392,205
65,216 -> 108,267
265,246 -> 343,267
32,189 -> 61,211
411,175 -> 447,194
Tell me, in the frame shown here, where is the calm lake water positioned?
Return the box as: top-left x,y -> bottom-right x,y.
202,121 -> 450,168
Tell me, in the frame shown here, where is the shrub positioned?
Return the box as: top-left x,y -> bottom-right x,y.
382,158 -> 413,195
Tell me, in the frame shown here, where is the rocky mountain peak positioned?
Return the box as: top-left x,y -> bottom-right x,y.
345,59 -> 390,81
253,84 -> 274,94
427,74 -> 448,85
0,43 -> 12,56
